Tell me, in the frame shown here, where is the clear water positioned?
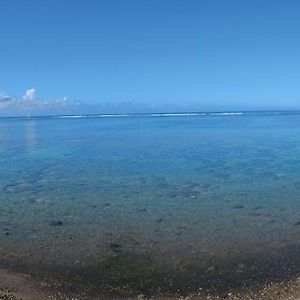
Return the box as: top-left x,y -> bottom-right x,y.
1,111 -> 300,296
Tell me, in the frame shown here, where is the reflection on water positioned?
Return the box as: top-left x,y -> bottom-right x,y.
1,113 -> 300,296
0,123 -> 8,149
25,120 -> 36,153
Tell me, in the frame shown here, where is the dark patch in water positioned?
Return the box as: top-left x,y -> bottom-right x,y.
168,182 -> 207,199
27,198 -> 36,204
177,226 -> 186,230
294,181 -> 300,189
232,204 -> 244,209
2,183 -> 28,194
248,212 -> 262,217
137,208 -> 147,212
110,243 -> 122,253
50,220 -> 63,226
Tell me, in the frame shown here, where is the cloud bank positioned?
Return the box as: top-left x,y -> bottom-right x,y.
0,89 -> 81,116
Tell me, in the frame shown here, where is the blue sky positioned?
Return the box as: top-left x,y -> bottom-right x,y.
0,0 -> 300,115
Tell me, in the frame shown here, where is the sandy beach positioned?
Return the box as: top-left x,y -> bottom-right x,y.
2,268 -> 300,300
0,269 -> 47,300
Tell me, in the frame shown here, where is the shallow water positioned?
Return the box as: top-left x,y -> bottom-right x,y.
2,112 -> 300,297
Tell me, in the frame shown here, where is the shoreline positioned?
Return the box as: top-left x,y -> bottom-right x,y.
2,267 -> 300,300
3,243 -> 300,299
1,273 -> 300,300
3,240 -> 300,299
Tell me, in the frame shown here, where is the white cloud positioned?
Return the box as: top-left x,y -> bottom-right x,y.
0,88 -> 81,116
0,92 -> 11,108
22,89 -> 36,102
0,92 -> 10,102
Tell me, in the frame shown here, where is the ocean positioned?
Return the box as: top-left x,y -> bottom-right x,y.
1,111 -> 300,298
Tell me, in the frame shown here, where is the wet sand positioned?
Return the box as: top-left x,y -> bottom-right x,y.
3,243 -> 300,299
0,269 -> 48,300
2,268 -> 300,300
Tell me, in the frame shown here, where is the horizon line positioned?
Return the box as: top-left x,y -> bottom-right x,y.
1,109 -> 300,119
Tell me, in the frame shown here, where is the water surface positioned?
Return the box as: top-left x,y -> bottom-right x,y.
1,111 -> 300,297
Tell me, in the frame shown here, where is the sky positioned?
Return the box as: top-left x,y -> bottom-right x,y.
0,0 -> 300,115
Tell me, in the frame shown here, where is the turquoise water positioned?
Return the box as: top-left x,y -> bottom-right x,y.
2,111 -> 300,297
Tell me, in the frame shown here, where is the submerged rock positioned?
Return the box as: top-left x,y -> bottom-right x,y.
50,220 -> 63,226
248,212 -> 261,217
3,226 -> 10,236
137,208 -> 147,212
28,198 -> 36,203
110,243 -> 122,253
177,226 -> 186,230
232,204 -> 244,209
